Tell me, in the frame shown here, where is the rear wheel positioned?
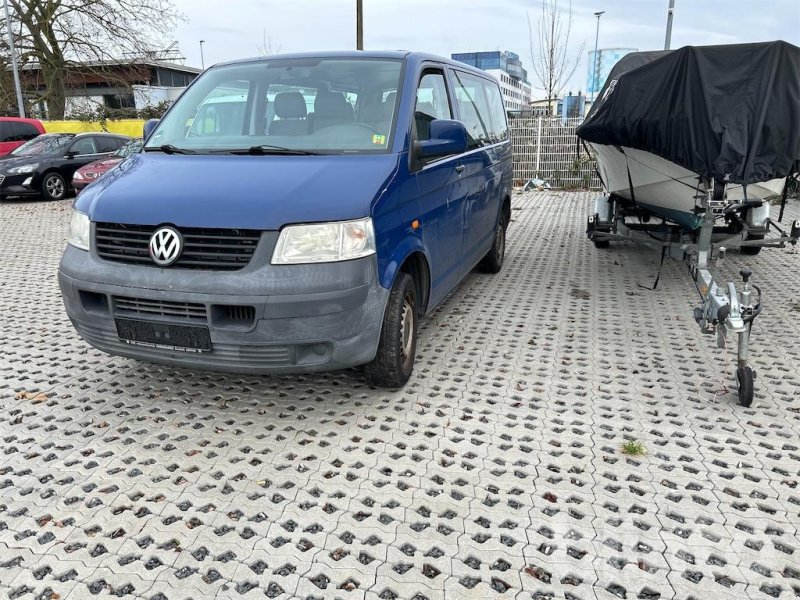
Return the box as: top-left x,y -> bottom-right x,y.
42,172 -> 67,201
364,272 -> 418,388
741,234 -> 763,255
478,212 -> 508,273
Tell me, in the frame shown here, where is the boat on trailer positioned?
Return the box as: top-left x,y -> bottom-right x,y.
578,41 -> 800,407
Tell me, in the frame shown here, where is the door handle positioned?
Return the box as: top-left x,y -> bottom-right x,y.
455,165 -> 465,174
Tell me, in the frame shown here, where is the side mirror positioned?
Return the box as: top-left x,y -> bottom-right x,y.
64,150 -> 77,159
415,119 -> 468,159
143,118 -> 160,140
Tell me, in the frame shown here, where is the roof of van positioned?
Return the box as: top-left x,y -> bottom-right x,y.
213,51 -> 491,77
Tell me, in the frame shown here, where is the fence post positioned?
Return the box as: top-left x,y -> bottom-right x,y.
535,116 -> 542,175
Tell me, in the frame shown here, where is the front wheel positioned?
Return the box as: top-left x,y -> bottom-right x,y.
477,213 -> 508,273
42,172 -> 67,201
364,272 -> 418,388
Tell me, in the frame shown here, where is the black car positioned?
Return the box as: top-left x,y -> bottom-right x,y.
0,132 -> 130,201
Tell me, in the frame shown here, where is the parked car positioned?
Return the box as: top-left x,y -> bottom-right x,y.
73,138 -> 144,192
0,117 -> 45,156
59,51 -> 512,387
0,132 -> 130,200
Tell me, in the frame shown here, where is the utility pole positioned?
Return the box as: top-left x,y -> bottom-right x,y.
3,0 -> 26,118
199,40 -> 206,69
664,0 -> 675,50
590,11 -> 604,103
356,0 -> 363,50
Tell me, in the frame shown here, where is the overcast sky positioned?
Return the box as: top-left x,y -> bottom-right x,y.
171,0 -> 800,98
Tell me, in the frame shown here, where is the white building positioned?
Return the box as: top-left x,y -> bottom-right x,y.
451,51 -> 532,111
487,69 -> 532,111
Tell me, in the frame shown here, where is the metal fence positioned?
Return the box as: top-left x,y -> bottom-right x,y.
509,113 -> 601,190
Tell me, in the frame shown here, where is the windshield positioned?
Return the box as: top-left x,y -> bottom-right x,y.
11,134 -> 73,157
145,57 -> 403,154
115,138 -> 144,158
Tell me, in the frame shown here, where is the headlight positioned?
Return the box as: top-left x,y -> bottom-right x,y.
272,217 -> 376,264
8,163 -> 38,174
68,210 -> 90,251
73,171 -> 84,180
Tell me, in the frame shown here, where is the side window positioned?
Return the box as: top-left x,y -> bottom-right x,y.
481,80 -> 509,142
70,137 -> 97,155
0,123 -> 10,142
450,70 -> 492,149
8,123 -> 39,142
95,137 -> 120,153
415,70 -> 451,141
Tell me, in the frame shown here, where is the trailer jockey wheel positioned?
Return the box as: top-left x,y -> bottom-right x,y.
737,366 -> 754,407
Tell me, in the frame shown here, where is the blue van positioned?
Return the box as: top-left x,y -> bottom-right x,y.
59,52 -> 512,387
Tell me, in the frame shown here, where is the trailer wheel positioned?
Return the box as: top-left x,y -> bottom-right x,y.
741,234 -> 763,255
736,366 -> 754,407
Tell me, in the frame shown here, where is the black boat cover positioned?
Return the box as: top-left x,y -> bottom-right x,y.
577,41 -> 800,185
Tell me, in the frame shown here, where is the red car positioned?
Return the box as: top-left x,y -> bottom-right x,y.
0,117 -> 46,156
72,138 -> 143,192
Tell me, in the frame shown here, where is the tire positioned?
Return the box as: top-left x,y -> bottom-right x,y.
42,172 -> 67,201
741,234 -> 763,255
736,366 -> 754,407
364,272 -> 418,388
593,238 -> 610,249
477,212 -> 508,273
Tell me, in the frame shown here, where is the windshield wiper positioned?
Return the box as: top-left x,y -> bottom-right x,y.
222,145 -> 320,156
144,144 -> 196,155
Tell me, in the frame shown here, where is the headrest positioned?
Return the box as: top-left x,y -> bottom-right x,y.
274,92 -> 307,119
314,92 -> 353,118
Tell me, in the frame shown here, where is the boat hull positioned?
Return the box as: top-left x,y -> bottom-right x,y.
590,143 -> 786,230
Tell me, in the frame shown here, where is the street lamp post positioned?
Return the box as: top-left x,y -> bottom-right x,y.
199,40 -> 206,70
590,11 -> 605,103
3,0 -> 26,118
356,0 -> 363,50
664,0 -> 675,50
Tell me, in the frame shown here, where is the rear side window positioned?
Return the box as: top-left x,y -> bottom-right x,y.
414,70 -> 451,141
95,137 -> 121,153
483,80 -> 509,141
450,70 -> 508,149
0,122 -> 39,143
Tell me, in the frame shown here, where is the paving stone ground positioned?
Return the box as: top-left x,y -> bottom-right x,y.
0,190 -> 799,600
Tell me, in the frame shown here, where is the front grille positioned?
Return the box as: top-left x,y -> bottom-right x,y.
95,223 -> 261,270
113,295 -> 208,321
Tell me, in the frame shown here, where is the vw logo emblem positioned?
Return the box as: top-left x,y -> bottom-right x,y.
148,226 -> 183,266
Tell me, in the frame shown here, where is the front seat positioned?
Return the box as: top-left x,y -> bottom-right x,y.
269,92 -> 308,136
310,91 -> 354,132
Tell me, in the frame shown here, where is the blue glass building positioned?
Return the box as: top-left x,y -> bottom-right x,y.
586,48 -> 637,96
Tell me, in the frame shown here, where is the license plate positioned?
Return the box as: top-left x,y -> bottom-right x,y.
115,318 -> 212,353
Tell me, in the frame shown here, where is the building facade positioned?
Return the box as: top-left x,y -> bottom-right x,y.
586,48 -> 637,96
451,51 -> 532,111
20,59 -> 201,117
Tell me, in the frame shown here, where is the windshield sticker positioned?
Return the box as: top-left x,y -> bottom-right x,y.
372,134 -> 386,145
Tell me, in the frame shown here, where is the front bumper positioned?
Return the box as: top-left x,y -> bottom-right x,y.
0,173 -> 39,199
58,239 -> 389,374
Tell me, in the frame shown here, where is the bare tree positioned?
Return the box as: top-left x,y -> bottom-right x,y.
528,0 -> 584,113
1,0 -> 181,119
257,31 -> 282,57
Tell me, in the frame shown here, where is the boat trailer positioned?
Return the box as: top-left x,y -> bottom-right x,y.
586,186 -> 800,407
